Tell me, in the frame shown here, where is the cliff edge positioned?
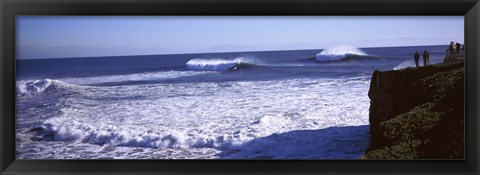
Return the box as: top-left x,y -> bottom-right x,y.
365,60 -> 464,159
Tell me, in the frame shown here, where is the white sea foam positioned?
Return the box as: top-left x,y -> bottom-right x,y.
393,60 -> 417,70
16,79 -> 77,96
186,57 -> 260,71
315,45 -> 368,62
17,76 -> 371,159
62,70 -> 214,85
16,79 -> 54,96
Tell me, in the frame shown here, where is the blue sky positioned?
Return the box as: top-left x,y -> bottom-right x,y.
17,16 -> 464,59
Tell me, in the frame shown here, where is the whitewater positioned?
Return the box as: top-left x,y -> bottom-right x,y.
16,45 -> 447,159
315,45 -> 368,62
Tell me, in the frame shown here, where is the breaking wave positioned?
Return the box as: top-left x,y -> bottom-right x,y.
315,45 -> 369,62
186,57 -> 260,71
39,121 -> 227,149
16,79 -> 72,96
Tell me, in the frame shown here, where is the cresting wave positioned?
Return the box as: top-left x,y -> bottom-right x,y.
16,71 -> 215,96
186,57 -> 260,71
16,79 -> 70,96
315,45 -> 369,62
39,121 -> 230,149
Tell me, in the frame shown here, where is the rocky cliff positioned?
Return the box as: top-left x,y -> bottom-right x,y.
365,60 -> 464,159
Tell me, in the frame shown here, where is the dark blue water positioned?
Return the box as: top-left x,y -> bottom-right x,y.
17,45 -> 447,84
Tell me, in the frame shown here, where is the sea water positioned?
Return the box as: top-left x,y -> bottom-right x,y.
16,45 -> 447,159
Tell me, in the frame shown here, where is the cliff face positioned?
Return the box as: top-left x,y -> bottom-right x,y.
366,61 -> 464,159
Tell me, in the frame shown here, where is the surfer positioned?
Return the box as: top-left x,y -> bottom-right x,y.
228,65 -> 238,71
414,51 -> 420,68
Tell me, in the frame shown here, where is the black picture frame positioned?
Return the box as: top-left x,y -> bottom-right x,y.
1,0 -> 479,174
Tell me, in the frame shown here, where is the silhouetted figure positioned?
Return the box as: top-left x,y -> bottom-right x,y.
414,51 -> 420,68
423,50 -> 428,66
426,51 -> 430,65
448,41 -> 455,59
455,42 -> 461,57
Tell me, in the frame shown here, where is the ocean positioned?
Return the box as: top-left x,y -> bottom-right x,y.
16,45 -> 447,159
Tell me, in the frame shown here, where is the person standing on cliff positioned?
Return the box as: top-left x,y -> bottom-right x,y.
423,50 -> 428,66
455,42 -> 461,57
414,51 -> 420,68
426,51 -> 430,65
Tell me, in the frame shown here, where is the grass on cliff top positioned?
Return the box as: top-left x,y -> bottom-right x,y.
365,103 -> 442,159
420,67 -> 464,103
380,103 -> 443,141
364,66 -> 464,159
